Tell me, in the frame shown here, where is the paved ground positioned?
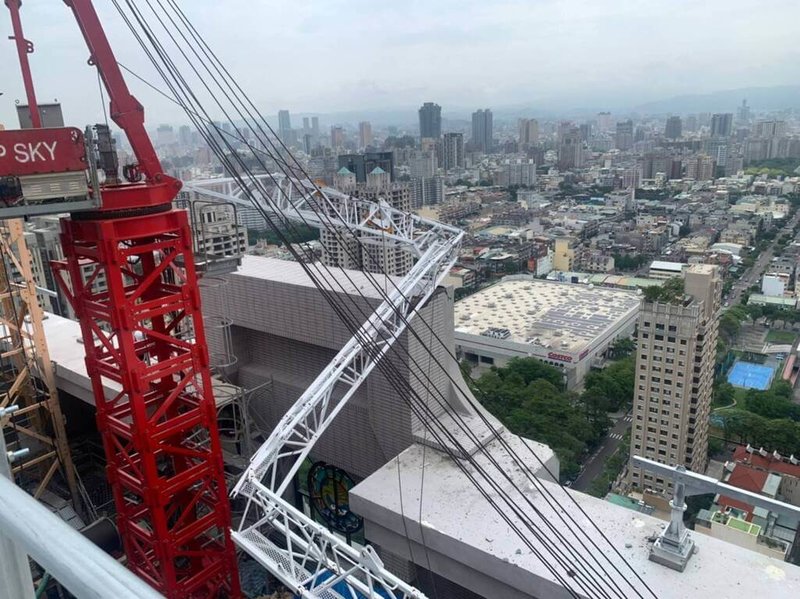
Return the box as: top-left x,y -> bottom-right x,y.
571,412 -> 631,492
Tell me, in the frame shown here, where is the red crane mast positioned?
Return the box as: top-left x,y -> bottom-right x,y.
5,1 -> 241,596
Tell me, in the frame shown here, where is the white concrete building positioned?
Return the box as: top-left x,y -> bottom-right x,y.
649,260 -> 687,279
762,273 -> 790,297
453,276 -> 640,388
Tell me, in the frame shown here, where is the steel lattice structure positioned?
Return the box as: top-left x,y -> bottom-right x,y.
189,176 -> 463,598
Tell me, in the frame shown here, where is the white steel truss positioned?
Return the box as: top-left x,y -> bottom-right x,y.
187,177 -> 462,598
184,174 -> 461,260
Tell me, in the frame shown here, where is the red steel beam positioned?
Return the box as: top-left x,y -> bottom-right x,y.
54,205 -> 241,598
5,0 -> 41,128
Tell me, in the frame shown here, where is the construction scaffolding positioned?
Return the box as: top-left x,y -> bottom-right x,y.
0,218 -> 84,518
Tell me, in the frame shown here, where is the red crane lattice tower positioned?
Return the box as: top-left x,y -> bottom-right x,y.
38,1 -> 242,596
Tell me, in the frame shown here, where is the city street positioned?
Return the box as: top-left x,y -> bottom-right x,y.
571,412 -> 631,492
727,210 -> 800,306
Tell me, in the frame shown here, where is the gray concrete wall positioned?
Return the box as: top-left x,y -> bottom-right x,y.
200,260 -> 471,481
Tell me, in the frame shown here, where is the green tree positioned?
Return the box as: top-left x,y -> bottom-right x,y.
713,382 -> 736,408
719,312 -> 742,344
643,277 -> 684,304
609,338 -> 635,358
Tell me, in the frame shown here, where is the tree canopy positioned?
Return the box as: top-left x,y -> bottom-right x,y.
473,355 -> 636,481
643,277 -> 684,304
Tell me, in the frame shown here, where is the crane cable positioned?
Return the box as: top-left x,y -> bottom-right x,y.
111,2 -> 656,596
114,11 -> 592,588
114,3 -> 648,596
110,5 -> 592,597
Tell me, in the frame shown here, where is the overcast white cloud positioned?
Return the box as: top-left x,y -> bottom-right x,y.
0,0 -> 798,127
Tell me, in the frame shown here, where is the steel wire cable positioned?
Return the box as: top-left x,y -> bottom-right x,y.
152,30 -> 660,595
107,18 -> 591,593
110,64 -> 651,599
112,2 -> 656,596
114,7 -> 636,596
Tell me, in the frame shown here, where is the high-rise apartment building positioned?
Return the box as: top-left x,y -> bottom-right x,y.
330,126 -> 345,149
410,176 -> 444,209
471,108 -> 493,152
710,113 -> 733,138
684,154 -> 715,181
278,109 -> 292,141
442,132 -> 465,171
518,118 -> 539,147
664,116 -> 682,140
408,150 -> 436,179
558,127 -> 584,170
494,159 -> 536,187
418,102 -> 442,139
178,125 -> 192,146
629,265 -> 721,497
754,120 -> 787,138
325,173 -> 412,276
596,112 -> 613,133
337,152 -> 395,183
736,99 -> 751,125
358,121 -> 373,149
705,139 -> 729,172
615,120 -> 634,151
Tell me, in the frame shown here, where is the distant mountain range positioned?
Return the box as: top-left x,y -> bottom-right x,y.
632,85 -> 800,115
258,85 -> 800,129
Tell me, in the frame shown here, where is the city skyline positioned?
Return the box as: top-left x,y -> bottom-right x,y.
1,0 -> 799,128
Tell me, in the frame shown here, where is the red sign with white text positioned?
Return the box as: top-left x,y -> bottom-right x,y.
548,351 -> 573,363
0,127 -> 87,177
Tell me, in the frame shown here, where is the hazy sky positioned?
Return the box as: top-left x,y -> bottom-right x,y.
1,0 -> 798,128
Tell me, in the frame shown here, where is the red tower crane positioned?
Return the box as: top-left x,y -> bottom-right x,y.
3,1 -> 240,596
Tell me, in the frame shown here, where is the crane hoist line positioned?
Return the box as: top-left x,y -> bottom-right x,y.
110,1 -> 660,597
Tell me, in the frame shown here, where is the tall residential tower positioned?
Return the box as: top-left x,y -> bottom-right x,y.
442,132 -> 465,171
629,265 -> 721,497
418,102 -> 442,139
471,108 -> 493,152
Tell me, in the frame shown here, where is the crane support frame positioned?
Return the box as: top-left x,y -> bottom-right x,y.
52,209 -> 240,597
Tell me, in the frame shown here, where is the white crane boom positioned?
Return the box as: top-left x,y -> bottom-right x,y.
187,177 -> 463,598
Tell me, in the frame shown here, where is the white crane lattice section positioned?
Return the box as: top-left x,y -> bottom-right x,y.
187,177 -> 462,598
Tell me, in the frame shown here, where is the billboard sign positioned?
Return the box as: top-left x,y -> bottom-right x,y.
0,127 -> 87,177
